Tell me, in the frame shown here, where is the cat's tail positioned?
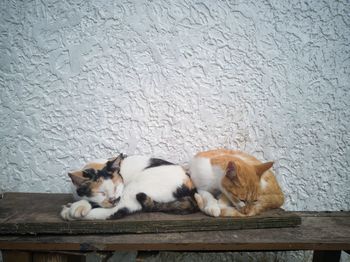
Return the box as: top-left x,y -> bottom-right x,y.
136,193 -> 199,215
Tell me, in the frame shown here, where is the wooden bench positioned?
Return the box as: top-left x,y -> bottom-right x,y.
0,193 -> 349,262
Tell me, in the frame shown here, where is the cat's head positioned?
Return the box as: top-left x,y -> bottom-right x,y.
221,160 -> 273,214
68,154 -> 126,208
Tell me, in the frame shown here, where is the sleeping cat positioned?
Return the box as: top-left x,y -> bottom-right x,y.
60,154 -> 198,220
189,149 -> 284,217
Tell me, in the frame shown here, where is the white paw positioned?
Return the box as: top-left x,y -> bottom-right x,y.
60,204 -> 73,221
69,200 -> 92,219
194,193 -> 205,210
60,200 -> 91,221
204,205 -> 221,217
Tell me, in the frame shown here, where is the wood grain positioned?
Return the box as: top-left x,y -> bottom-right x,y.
0,193 -> 348,253
0,192 -> 301,235
0,214 -> 349,251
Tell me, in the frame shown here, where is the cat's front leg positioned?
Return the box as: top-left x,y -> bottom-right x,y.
60,200 -> 92,221
62,195 -> 143,221
82,206 -> 119,220
60,200 -> 119,220
217,195 -> 245,217
61,201 -> 123,220
194,190 -> 221,217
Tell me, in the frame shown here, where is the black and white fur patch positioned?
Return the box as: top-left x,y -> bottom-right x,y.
145,158 -> 175,169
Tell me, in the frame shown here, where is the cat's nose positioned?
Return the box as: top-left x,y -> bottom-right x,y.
108,197 -> 117,205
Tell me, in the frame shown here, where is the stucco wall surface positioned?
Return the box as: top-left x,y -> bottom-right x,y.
1,0 -> 349,214
1,0 -> 350,261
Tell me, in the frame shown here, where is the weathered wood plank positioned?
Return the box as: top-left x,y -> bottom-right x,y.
0,192 -> 301,235
0,215 -> 349,251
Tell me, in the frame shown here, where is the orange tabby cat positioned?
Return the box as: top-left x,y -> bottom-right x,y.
190,149 -> 284,217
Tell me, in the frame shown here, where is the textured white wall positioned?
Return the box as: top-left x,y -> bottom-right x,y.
1,0 -> 349,213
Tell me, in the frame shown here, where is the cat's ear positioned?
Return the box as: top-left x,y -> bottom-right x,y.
68,172 -> 88,186
226,161 -> 239,182
255,161 -> 274,178
106,153 -> 126,172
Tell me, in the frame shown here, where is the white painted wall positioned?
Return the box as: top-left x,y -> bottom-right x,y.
1,0 -> 350,261
1,0 -> 349,210
0,0 -> 350,259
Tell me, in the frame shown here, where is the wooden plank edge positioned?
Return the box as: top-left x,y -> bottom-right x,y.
0,242 -> 349,252
0,215 -> 301,235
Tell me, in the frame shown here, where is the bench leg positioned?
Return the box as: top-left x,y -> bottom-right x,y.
33,253 -> 70,262
312,250 -> 341,262
2,251 -> 32,262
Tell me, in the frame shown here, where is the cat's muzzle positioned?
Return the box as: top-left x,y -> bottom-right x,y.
109,197 -> 120,206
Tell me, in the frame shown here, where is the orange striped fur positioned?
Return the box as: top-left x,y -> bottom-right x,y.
195,149 -> 284,216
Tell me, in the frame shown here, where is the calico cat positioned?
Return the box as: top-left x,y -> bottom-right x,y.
61,154 -> 198,220
189,149 -> 284,217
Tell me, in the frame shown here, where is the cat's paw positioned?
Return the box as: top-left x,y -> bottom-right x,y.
204,205 -> 221,217
60,200 -> 91,220
195,192 -> 220,217
194,193 -> 205,210
69,200 -> 92,219
60,204 -> 73,221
